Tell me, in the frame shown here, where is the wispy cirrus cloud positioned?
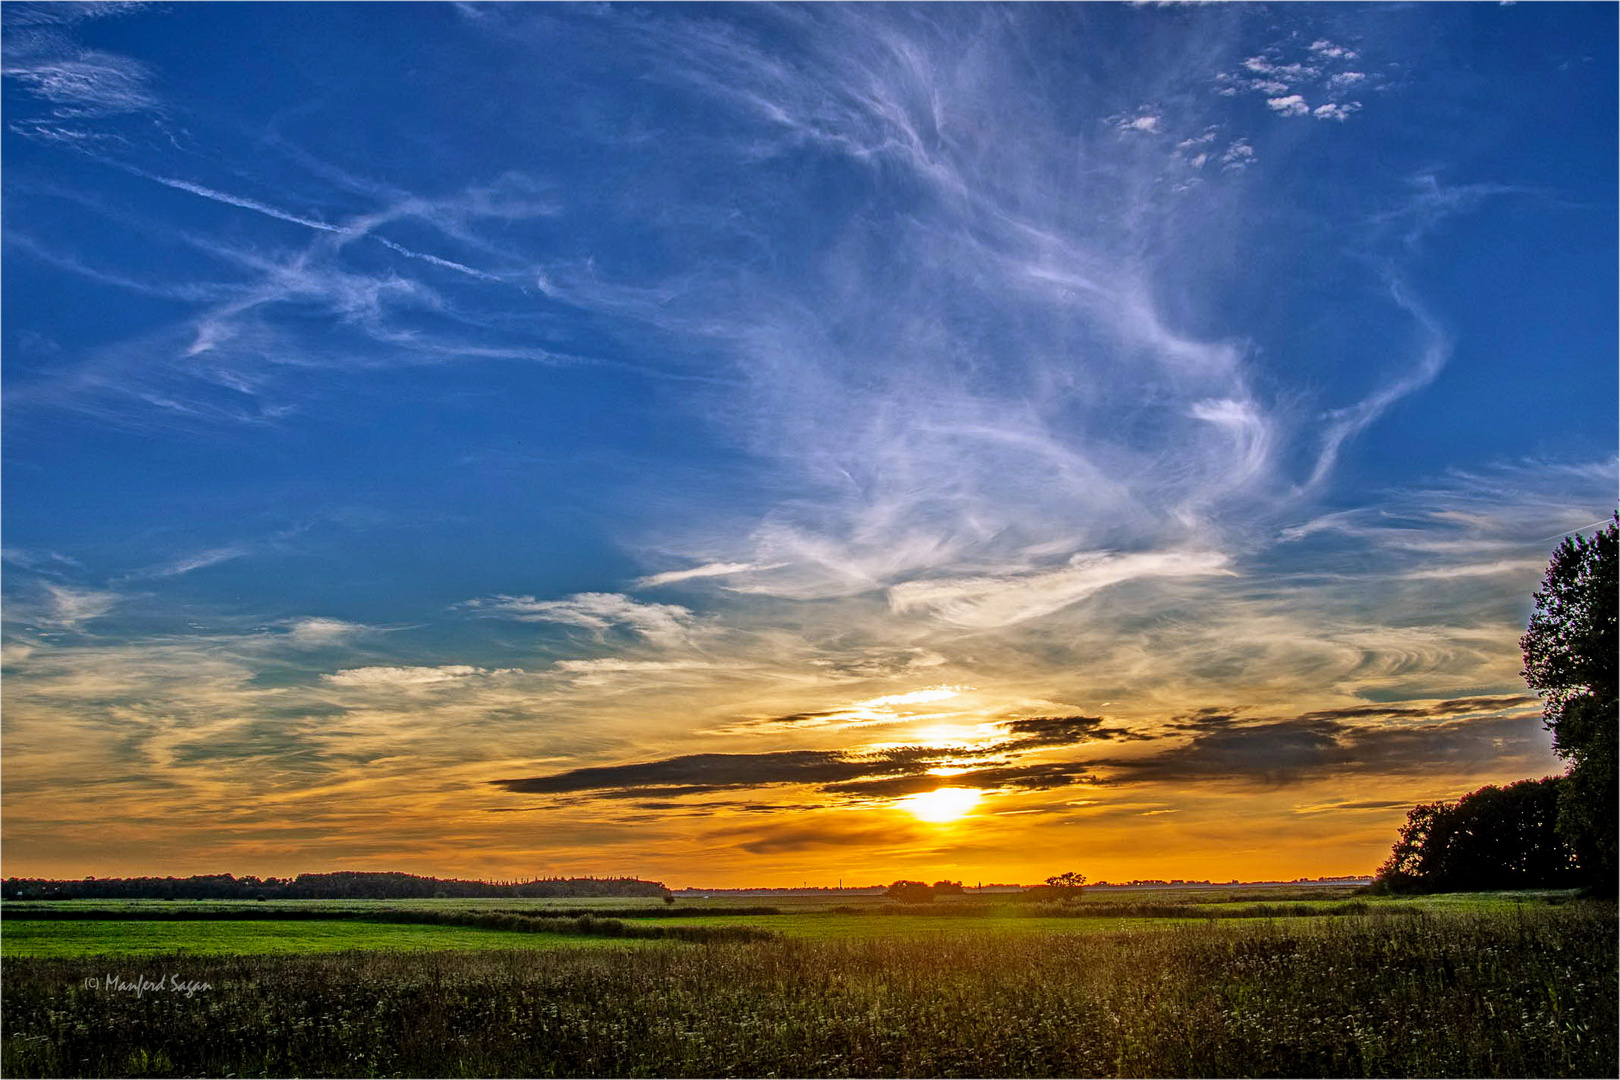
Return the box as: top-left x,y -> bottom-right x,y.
888,550 -> 1234,630
42,583 -> 120,628
7,148 -> 585,427
634,562 -> 780,589
2,2 -> 159,121
465,592 -> 697,648
121,545 -> 251,581
323,664 -> 519,690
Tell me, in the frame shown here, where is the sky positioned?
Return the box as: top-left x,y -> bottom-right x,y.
2,1 -> 1615,887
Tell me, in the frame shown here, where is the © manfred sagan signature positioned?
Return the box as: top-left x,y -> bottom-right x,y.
83,973 -> 213,999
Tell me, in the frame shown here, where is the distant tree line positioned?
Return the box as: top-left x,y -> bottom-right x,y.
883,873 -> 1089,903
1,871 -> 670,902
882,880 -> 966,902
1376,516 -> 1616,896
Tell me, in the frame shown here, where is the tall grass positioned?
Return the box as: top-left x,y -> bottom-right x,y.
3,904 -> 1613,1077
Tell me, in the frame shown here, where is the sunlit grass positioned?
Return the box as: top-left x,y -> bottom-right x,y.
0,919 -> 650,959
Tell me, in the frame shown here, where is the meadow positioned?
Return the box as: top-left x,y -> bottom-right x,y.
1,891 -> 1614,1077
0,919 -> 663,959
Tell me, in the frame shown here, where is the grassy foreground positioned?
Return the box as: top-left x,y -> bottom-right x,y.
4,904 -> 1614,1078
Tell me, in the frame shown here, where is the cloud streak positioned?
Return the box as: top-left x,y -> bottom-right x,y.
466,592 -> 697,648
889,550 -> 1235,629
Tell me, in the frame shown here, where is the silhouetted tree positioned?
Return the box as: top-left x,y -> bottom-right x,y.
1019,871 -> 1087,902
931,880 -> 965,896
884,880 -> 936,903
1375,778 -> 1577,893
1045,871 -> 1087,898
1521,515 -> 1617,893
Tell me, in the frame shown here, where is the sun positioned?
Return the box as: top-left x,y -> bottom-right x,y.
901,787 -> 983,823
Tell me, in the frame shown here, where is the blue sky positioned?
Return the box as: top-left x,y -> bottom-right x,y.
3,2 -> 1614,884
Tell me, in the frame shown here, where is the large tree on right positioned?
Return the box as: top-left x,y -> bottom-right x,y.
1520,514 -> 1618,893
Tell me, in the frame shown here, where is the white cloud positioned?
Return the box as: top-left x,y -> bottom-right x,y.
469,592 -> 696,647
1116,113 -> 1162,135
1309,40 -> 1358,61
1220,38 -> 1372,119
1313,102 -> 1361,122
1307,280 -> 1450,490
1243,57 -> 1316,82
43,584 -> 119,628
287,617 -> 368,647
1220,139 -> 1256,171
1,641 -> 38,665
122,164 -> 344,232
853,686 -> 966,709
323,664 -> 515,689
634,562 -> 777,588
2,548 -> 82,573
1401,559 -> 1549,581
127,545 -> 250,580
3,50 -> 157,118
7,153 -> 577,428
552,658 -> 718,674
1190,398 -> 1273,490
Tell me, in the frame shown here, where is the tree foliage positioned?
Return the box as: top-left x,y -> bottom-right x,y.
1520,515 -> 1617,892
1018,871 -> 1088,902
1375,778 -> 1577,893
884,880 -> 935,903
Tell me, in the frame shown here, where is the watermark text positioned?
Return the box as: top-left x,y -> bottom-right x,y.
82,973 -> 212,999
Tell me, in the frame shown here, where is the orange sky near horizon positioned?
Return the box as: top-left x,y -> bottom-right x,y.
1,657 -> 1564,886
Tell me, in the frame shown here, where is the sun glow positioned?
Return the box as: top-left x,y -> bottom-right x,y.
901,787 -> 983,823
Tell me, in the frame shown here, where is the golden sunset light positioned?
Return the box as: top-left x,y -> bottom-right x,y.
902,788 -> 984,824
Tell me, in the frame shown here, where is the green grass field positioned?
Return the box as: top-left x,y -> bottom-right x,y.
1,919 -> 653,958
3,904 -> 1612,1078
2,887 -> 1579,957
